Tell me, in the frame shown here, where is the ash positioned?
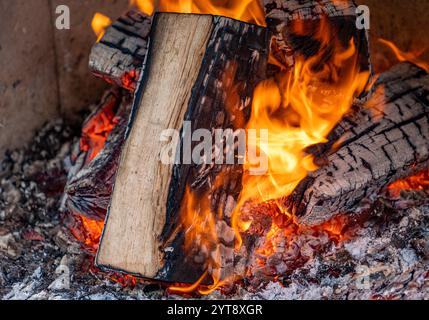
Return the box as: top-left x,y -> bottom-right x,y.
0,120 -> 428,300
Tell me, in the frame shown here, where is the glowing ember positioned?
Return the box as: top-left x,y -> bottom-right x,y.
91,13 -> 112,42
70,215 -> 104,253
130,0 -> 266,26
388,170 -> 429,197
80,95 -> 119,163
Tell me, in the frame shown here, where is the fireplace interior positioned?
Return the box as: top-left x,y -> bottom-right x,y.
0,0 -> 429,300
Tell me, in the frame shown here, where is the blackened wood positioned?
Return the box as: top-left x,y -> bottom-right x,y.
89,10 -> 152,91
289,63 -> 429,226
263,0 -> 371,81
159,17 -> 267,283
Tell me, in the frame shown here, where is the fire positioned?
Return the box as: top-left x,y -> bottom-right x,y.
91,13 -> 112,42
378,38 -> 429,73
170,16 -> 369,294
232,18 -> 370,245
388,170 -> 429,197
70,214 -> 104,252
130,0 -> 266,26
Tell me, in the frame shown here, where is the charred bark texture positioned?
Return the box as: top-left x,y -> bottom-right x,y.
65,90 -> 131,221
289,63 -> 429,226
89,10 -> 152,91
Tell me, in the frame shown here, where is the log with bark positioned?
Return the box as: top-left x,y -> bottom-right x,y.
89,10 -> 152,91
96,13 -> 267,283
288,62 -> 429,226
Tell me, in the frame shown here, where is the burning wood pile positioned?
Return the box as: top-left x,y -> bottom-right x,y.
1,0 -> 429,300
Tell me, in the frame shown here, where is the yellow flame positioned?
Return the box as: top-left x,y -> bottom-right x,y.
232,18 -> 370,248
91,13 -> 112,42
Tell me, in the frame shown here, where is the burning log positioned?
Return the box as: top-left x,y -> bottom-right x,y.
89,10 -> 152,91
262,0 -> 371,77
289,62 -> 429,226
65,89 -> 132,222
96,13 -> 267,283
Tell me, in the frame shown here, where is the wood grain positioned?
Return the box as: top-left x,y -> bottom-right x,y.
97,13 -> 213,278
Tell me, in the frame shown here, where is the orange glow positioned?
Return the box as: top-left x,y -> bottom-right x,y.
387,169 -> 429,197
91,13 -> 112,42
130,0 -> 266,26
379,38 -> 429,73
70,215 -> 104,252
169,179 -> 226,295
80,96 -> 119,162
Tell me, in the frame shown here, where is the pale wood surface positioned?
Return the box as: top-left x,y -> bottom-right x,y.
97,13 -> 213,278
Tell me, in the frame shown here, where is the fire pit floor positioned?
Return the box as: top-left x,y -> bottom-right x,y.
0,119 -> 428,300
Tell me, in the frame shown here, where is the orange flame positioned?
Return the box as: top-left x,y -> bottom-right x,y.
130,0 -> 266,26
91,13 -> 112,42
378,38 -> 429,73
70,215 -> 104,252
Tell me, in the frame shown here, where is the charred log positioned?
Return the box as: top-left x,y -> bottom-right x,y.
89,10 -> 152,91
289,63 -> 429,226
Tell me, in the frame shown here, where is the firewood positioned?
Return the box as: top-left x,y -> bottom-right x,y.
288,62 -> 429,226
65,90 -> 131,221
96,13 -> 267,283
89,10 -> 152,91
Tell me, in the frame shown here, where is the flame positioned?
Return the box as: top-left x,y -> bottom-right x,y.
130,0 -> 266,26
378,38 -> 429,72
169,176 -> 230,295
91,13 -> 112,42
232,18 -> 370,247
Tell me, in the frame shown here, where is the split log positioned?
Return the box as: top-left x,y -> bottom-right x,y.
89,10 -> 152,91
289,62 -> 429,226
96,13 -> 267,283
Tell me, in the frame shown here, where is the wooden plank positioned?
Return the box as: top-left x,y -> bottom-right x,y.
97,13 -> 214,279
